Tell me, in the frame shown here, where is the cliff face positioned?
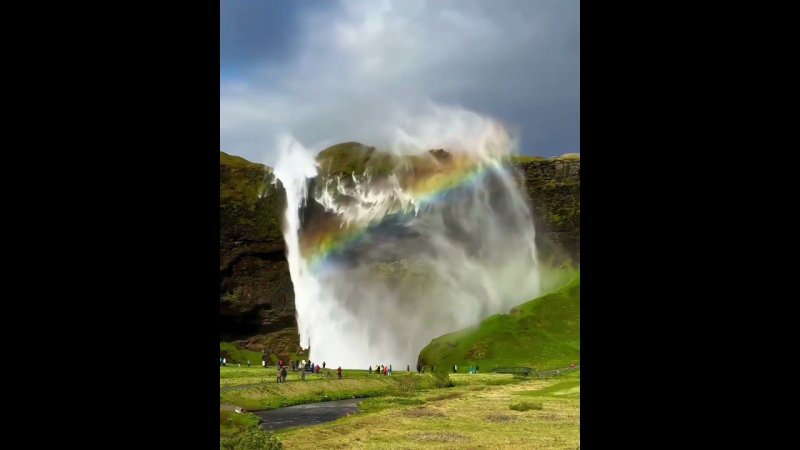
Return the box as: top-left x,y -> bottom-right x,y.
219,152 -> 304,356
219,150 -> 580,354
514,155 -> 580,266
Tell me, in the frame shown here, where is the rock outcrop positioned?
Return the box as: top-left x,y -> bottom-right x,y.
219,152 -> 303,356
514,155 -> 580,266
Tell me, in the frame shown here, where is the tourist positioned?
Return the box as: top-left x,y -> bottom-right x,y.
322,361 -> 326,369
389,365 -> 392,376
279,359 -> 283,368
383,366 -> 388,376
337,366 -> 342,379
407,365 -> 410,372
247,360 -> 251,368
300,368 -> 306,381
281,366 -> 287,383
262,360 -> 266,368
315,364 -> 320,373
453,364 -> 458,373
368,366 -> 372,374
276,366 -> 281,383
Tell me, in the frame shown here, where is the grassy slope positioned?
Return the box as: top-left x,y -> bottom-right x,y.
418,274 -> 580,371
220,342 -> 264,367
221,375 -> 401,410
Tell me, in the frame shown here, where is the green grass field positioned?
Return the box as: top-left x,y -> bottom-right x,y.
276,371 -> 580,448
221,369 -> 579,448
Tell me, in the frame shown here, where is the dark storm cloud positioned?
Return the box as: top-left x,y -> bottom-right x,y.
220,0 -> 579,164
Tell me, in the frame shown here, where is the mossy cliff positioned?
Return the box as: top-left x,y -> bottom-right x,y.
514,154 -> 580,266
219,152 -> 304,358
219,147 -> 579,354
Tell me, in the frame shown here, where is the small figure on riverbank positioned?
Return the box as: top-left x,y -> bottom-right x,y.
368,366 -> 372,374
389,365 -> 392,376
322,361 -> 326,369
281,367 -> 287,383
337,366 -> 342,379
407,365 -> 410,372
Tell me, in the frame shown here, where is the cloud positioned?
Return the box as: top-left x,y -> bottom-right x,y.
220,0 -> 579,165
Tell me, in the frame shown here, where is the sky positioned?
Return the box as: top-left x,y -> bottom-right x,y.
220,0 -> 579,165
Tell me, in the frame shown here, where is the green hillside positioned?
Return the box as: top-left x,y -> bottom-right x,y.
418,274 -> 580,371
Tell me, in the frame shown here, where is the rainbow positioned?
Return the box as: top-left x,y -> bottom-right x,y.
302,155 -> 508,272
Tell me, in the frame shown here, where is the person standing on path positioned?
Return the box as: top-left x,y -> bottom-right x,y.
281,366 -> 287,383
337,366 -> 342,379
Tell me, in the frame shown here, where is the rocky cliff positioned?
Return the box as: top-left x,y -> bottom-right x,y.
219,148 -> 579,356
219,152 -> 304,357
514,155 -> 580,266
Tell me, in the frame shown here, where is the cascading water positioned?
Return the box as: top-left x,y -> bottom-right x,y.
273,106 -> 541,369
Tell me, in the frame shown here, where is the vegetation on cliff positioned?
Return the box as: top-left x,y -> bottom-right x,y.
418,274 -> 580,371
